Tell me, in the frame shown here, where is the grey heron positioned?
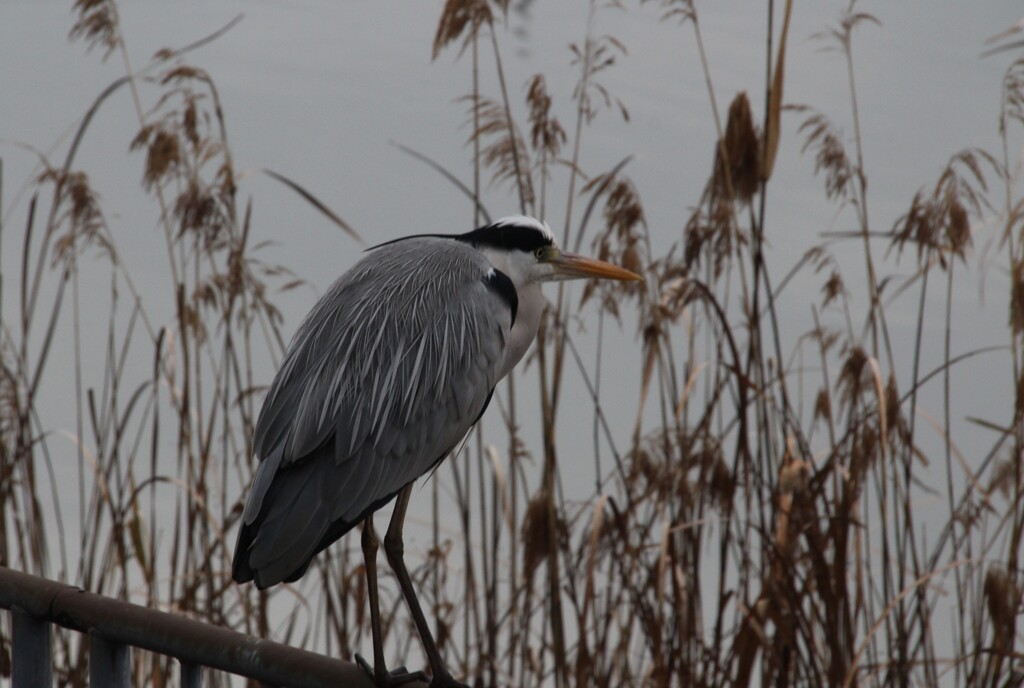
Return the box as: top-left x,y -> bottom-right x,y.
232,215 -> 641,686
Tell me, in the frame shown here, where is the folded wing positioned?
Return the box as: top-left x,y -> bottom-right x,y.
232,237 -> 513,587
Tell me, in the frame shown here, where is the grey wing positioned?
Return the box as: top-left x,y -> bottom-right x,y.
232,238 -> 512,587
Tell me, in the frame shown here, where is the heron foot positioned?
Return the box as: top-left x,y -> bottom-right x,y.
354,653 -> 429,687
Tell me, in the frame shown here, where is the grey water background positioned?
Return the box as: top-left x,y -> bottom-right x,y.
2,0 -> 1022,680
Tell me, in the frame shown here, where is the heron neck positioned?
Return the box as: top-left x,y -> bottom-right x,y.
500,281 -> 543,381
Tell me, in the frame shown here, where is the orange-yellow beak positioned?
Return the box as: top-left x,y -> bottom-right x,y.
547,250 -> 643,282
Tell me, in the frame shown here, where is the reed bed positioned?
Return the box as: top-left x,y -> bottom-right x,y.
1,1 -> 1022,685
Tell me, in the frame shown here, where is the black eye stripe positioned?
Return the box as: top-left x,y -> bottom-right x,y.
366,219 -> 555,254
457,222 -> 554,252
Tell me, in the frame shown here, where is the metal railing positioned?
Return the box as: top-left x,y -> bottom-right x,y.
0,566 -> 428,687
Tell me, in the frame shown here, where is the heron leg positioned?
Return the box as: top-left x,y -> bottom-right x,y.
385,484 -> 468,688
358,517 -> 428,687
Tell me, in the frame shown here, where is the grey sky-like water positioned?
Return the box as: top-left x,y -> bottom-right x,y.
2,1 -> 1023,682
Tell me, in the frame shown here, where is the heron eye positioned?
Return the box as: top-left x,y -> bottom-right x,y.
534,248 -> 545,259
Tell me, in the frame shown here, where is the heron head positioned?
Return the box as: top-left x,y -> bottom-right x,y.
460,216 -> 642,287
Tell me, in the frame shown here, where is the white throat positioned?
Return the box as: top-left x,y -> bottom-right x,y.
478,246 -> 546,380
500,281 -> 542,379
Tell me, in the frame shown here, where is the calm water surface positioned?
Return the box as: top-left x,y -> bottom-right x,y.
1,0 -> 1021,678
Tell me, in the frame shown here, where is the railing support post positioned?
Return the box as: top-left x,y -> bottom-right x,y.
12,610 -> 51,688
181,661 -> 203,688
90,633 -> 131,687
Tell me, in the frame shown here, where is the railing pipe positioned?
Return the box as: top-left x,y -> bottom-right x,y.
0,566 -> 428,688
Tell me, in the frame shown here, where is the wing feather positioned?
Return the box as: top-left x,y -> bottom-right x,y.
233,237 -> 515,586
